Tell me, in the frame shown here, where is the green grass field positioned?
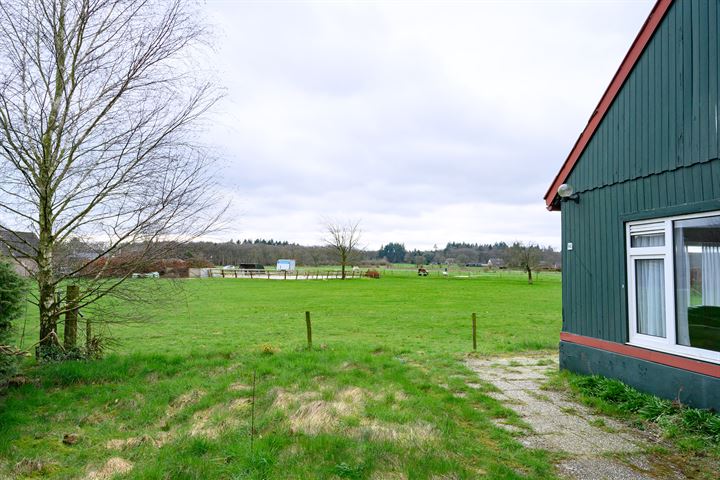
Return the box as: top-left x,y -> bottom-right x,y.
1,272 -> 564,479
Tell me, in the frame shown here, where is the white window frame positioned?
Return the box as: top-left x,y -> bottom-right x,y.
626,211 -> 720,364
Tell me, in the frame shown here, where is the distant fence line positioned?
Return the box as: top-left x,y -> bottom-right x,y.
188,268 -> 368,280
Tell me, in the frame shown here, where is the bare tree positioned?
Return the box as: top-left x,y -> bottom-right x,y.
0,0 -> 222,353
509,242 -> 541,284
322,219 -> 361,279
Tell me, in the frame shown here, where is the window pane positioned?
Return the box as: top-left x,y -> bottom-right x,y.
631,233 -> 665,247
674,215 -> 720,352
635,259 -> 666,337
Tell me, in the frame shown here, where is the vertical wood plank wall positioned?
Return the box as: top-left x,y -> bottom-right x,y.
561,0 -> 720,343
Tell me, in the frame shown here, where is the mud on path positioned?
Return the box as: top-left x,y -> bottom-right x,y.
465,355 -> 689,480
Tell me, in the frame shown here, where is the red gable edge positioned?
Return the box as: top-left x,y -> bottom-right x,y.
544,0 -> 674,211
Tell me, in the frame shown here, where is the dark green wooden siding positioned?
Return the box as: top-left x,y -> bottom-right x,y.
569,0 -> 719,194
561,0 -> 720,343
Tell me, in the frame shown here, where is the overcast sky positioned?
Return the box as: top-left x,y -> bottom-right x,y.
200,0 -> 654,250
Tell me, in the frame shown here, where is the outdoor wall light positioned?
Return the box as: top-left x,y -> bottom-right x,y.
557,183 -> 579,203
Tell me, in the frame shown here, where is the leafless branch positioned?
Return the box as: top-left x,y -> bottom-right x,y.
321,218 -> 362,280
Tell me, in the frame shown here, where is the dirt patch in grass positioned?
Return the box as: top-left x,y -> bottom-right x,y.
289,400 -> 339,434
335,387 -> 365,413
357,420 -> 435,444
14,459 -> 59,476
229,398 -> 251,410
167,389 -> 205,416
105,432 -> 173,450
189,408 -> 219,438
339,361 -> 372,373
156,389 -> 206,429
272,388 -> 321,410
107,395 -> 251,449
206,363 -> 243,377
393,391 -> 408,401
274,386 -> 435,444
85,457 -> 133,480
282,387 -> 364,434
190,396 -> 252,439
370,471 -> 408,480
106,385 -> 252,450
229,382 -> 250,392
79,411 -> 113,426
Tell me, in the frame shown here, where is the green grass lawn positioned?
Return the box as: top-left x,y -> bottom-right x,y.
1,272 -> 562,479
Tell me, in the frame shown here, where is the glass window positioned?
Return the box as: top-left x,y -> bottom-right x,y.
627,212 -> 720,363
635,258 -> 666,337
631,233 -> 665,247
674,215 -> 720,352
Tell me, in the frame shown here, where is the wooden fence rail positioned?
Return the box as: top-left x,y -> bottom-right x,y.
201,268 -> 368,280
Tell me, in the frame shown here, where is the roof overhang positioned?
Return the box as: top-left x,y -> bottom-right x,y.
544,0 -> 674,211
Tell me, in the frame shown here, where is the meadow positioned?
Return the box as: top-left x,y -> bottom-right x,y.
1,271 -> 563,479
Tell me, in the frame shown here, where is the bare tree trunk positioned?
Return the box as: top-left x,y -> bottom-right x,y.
527,266 -> 533,285
341,252 -> 347,280
37,161 -> 58,351
37,247 -> 57,352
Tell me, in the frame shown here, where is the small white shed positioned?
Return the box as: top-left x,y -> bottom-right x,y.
276,259 -> 296,271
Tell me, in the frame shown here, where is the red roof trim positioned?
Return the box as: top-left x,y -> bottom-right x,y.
561,332 -> 720,378
545,0 -> 675,210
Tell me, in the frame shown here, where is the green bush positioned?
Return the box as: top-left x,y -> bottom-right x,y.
0,261 -> 26,381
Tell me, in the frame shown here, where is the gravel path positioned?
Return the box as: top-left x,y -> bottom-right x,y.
465,355 -> 687,480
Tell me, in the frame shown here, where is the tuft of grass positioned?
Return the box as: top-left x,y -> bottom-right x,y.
258,343 -> 279,355
554,372 -> 720,450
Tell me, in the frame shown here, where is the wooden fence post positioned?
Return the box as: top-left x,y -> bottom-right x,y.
472,313 -> 477,351
86,312 -> 92,352
64,285 -> 80,349
305,311 -> 312,349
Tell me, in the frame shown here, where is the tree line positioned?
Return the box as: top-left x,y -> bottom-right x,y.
169,239 -> 560,269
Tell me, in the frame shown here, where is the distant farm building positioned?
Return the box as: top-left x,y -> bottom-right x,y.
0,228 -> 38,277
486,258 -> 505,269
546,0 -> 720,409
276,259 -> 296,271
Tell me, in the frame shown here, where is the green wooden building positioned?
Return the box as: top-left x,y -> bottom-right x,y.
546,0 -> 720,410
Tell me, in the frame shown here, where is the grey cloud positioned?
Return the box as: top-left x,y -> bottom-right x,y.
201,0 -> 654,249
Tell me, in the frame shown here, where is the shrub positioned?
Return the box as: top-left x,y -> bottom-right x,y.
0,262 -> 26,381
365,269 -> 380,279
186,257 -> 214,268
147,258 -> 190,278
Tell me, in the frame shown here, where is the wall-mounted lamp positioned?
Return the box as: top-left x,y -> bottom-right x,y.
558,183 -> 579,203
